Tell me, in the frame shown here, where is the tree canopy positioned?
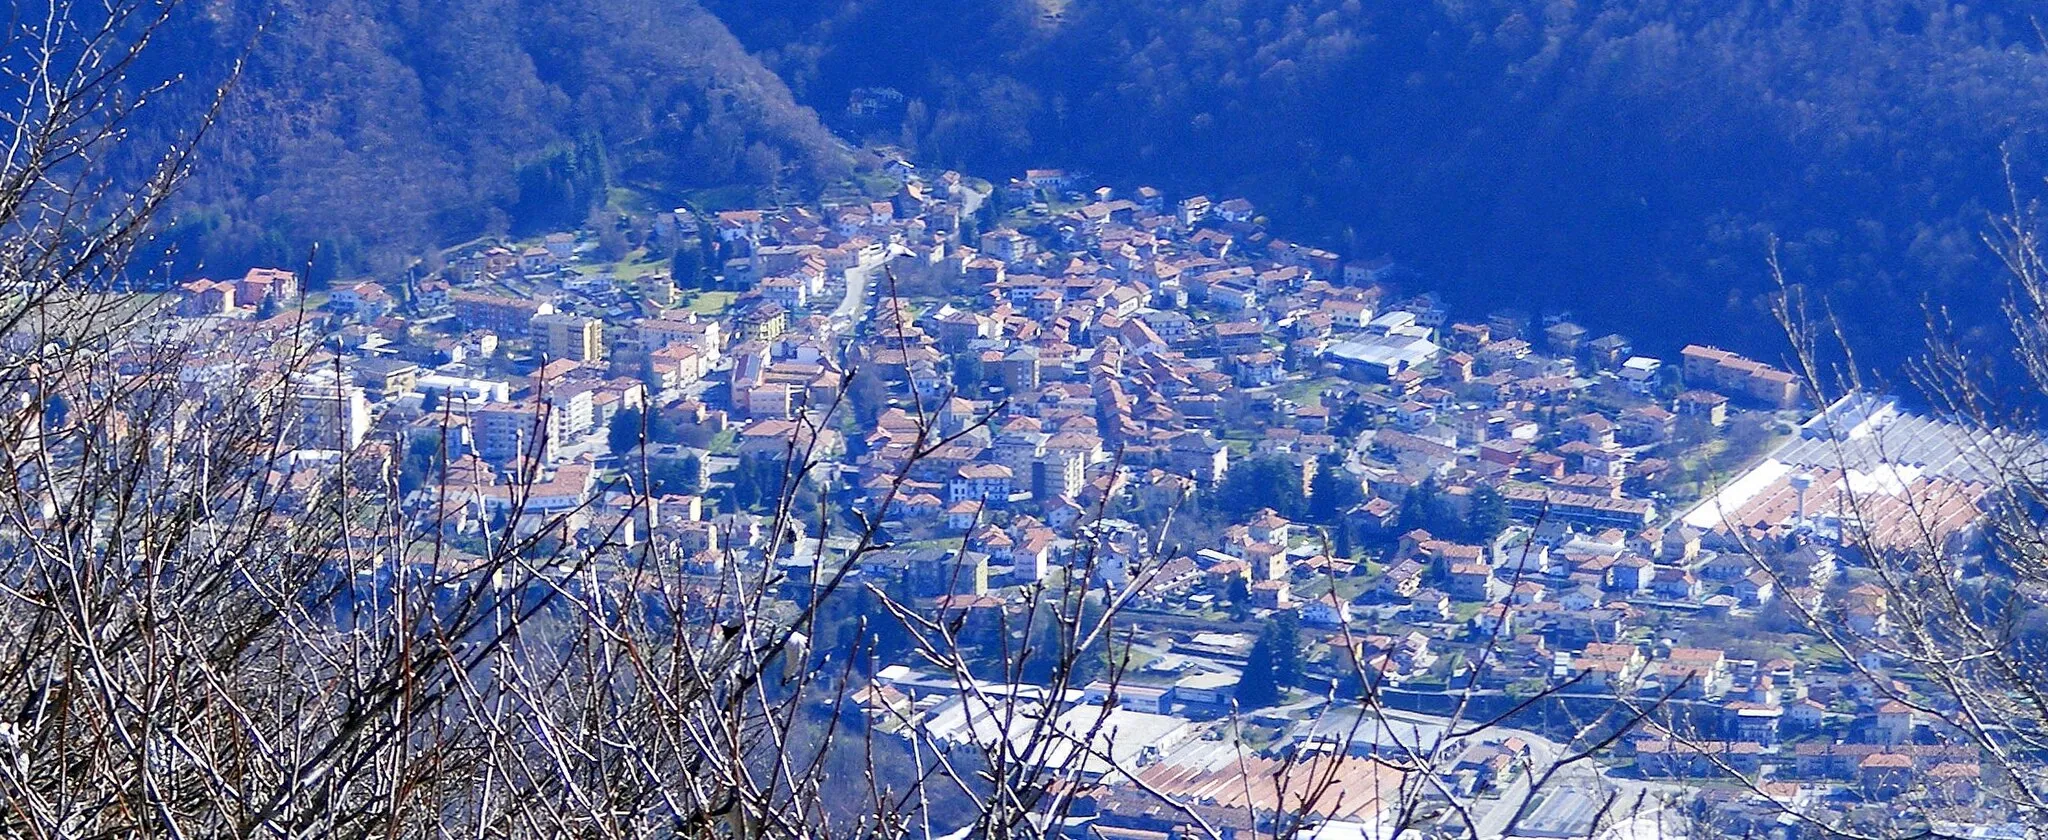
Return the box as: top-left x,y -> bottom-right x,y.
712,0 -> 2048,367
141,0 -> 852,277
1212,456 -> 1305,521
1235,610 -> 1302,708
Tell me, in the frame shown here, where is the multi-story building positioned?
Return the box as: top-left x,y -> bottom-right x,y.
541,381 -> 598,439
638,311 -> 723,359
949,463 -> 1015,504
647,344 -> 710,393
351,357 -> 419,402
759,276 -> 809,311
530,313 -> 603,362
177,279 -> 236,316
235,267 -> 300,308
1034,450 -> 1088,501
1681,344 -> 1800,408
1501,485 -> 1655,530
295,378 -> 372,451
452,290 -> 553,336
735,302 -> 788,343
473,400 -> 560,464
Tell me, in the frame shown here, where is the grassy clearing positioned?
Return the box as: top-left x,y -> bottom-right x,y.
855,171 -> 900,198
1277,378 -> 1333,405
607,187 -> 659,215
682,186 -> 759,212
685,291 -> 737,314
705,428 -> 738,456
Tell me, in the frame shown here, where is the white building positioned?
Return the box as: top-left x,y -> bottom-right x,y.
1619,356 -> 1662,394
417,373 -> 512,405
295,376 -> 372,451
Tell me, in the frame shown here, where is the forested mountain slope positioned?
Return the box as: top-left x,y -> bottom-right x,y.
710,0 -> 2048,361
146,0 -> 849,277
138,0 -> 2048,363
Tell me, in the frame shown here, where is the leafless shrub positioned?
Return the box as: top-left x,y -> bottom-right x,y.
1656,163 -> 2048,837
0,5 -> 1695,839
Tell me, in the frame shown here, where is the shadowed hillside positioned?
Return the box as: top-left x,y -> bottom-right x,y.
144,0 -> 851,278
708,0 -> 2048,364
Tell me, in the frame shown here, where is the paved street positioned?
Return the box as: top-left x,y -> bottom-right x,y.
828,260 -> 875,333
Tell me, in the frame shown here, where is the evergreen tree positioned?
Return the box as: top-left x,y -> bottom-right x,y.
679,454 -> 703,492
1465,484 -> 1510,542
1397,476 -> 1461,536
1235,629 -> 1280,708
647,455 -> 701,495
1227,574 -> 1250,607
596,220 -> 631,262
724,455 -> 761,512
509,139 -> 612,234
398,433 -> 447,496
1236,612 -> 1302,708
607,402 -> 681,446
1270,610 -> 1303,689
723,451 -> 807,514
848,367 -> 889,427
305,240 -> 341,291
1332,402 -> 1371,438
608,406 -> 644,456
696,227 -> 720,290
951,353 -> 984,394
1307,453 -> 1360,524
1226,574 -> 1252,622
670,244 -> 704,289
1216,456 -> 1305,520
1022,588 -> 1104,684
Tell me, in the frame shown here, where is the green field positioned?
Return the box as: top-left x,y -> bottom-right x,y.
685,291 -> 738,314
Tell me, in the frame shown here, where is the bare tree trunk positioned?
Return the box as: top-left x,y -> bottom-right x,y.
0,5 -> 1694,839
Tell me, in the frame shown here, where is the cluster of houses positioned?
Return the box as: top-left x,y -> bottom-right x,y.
155,153 -> 2000,833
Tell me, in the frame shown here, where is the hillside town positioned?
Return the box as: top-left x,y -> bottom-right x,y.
151,158 -> 2011,839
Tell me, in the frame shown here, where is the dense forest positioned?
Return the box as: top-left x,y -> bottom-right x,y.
138,0 -> 851,279
707,0 -> 2048,364
137,0 -> 2048,365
